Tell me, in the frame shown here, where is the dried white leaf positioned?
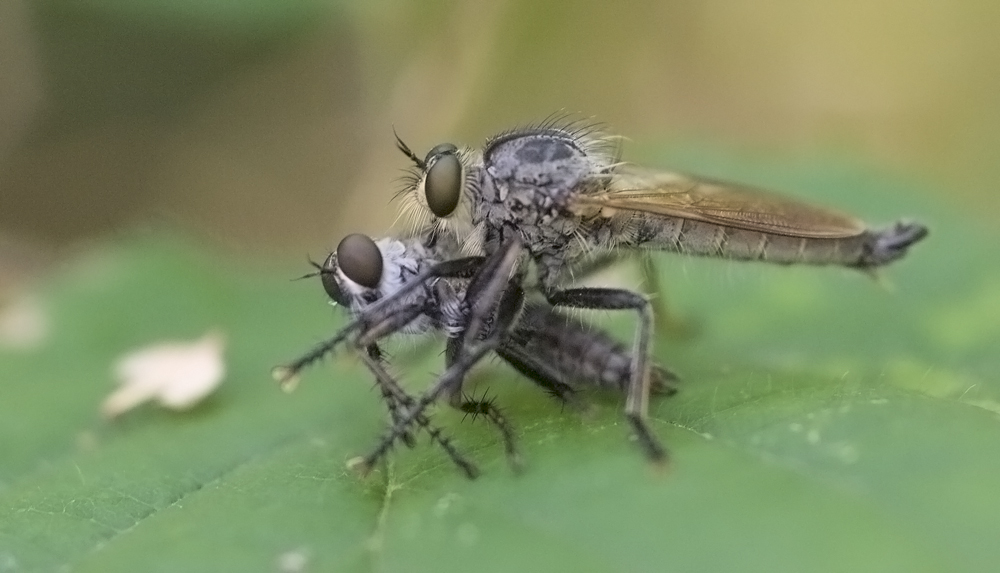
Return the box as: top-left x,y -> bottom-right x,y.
102,330 -> 226,419
276,548 -> 310,573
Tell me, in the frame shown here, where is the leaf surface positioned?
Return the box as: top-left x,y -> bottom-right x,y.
1,153 -> 997,572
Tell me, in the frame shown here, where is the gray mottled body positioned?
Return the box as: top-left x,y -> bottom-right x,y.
476,129 -> 924,287
331,231 -> 672,397
389,120 -> 926,465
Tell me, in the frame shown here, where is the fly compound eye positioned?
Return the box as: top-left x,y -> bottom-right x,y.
425,143 -> 458,163
319,252 -> 349,306
336,233 -> 383,289
424,144 -> 462,218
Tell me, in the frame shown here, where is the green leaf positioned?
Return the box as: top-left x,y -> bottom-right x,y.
2,152 -> 998,572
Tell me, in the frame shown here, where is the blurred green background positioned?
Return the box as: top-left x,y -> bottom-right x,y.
2,0 -> 998,262
3,1 -> 1000,572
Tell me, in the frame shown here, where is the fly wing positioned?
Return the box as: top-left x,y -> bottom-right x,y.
574,165 -> 867,239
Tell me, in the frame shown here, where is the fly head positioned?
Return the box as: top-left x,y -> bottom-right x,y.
322,233 -> 438,313
394,132 -> 483,254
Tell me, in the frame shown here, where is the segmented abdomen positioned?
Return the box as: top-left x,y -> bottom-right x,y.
627,215 -> 871,266
503,303 -> 675,394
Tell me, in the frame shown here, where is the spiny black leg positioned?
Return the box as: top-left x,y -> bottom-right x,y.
271,302 -> 423,389
446,238 -> 527,472
355,303 -> 428,348
446,333 -> 526,469
364,345 -> 415,449
424,236 -> 528,473
354,238 -> 525,477
356,336 -> 503,477
272,257 -> 488,387
444,333 -> 526,471
543,287 -> 666,465
358,350 -> 479,479
455,389 -> 523,472
377,382 -> 417,449
366,345 -> 417,449
271,324 -> 359,390
491,280 -> 526,337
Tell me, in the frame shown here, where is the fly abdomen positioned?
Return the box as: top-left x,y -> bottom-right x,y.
630,216 -> 927,269
853,221 -> 929,269
505,303 -> 677,395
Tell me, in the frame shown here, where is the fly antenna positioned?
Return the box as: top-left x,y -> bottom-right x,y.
292,257 -> 326,281
393,126 -> 426,170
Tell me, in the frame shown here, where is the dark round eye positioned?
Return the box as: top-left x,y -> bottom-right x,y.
424,146 -> 462,218
319,252 -> 348,306
336,233 -> 383,289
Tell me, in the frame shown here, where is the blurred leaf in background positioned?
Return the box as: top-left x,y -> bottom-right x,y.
1,0 -> 999,252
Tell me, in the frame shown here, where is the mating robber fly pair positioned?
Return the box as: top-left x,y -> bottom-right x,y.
274,118 -> 928,478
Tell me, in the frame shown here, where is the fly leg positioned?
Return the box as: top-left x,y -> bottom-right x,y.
359,347 -> 479,479
354,304 -> 430,348
355,237 -> 525,477
458,235 -> 524,352
638,253 -> 697,340
494,342 -> 578,405
451,383 -> 521,472
271,303 -> 427,390
271,326 -> 359,391
442,237 -> 527,472
353,335 -> 502,477
542,286 -> 666,465
443,282 -> 525,472
349,305 -> 445,451
570,251 -> 693,341
272,256 -> 487,387
364,345 -> 417,449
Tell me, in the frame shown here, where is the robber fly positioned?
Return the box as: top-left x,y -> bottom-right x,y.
379,117 -> 929,465
274,231 -> 677,478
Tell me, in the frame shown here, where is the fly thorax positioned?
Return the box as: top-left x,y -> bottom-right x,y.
479,176 -> 577,241
479,130 -> 597,252
374,238 -> 426,295
483,133 -> 590,204
483,133 -> 591,189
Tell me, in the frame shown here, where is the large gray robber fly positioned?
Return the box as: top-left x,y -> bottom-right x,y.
370,117 -> 928,466
274,230 -> 677,478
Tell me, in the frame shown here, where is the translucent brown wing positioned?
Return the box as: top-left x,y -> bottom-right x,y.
573,165 -> 866,238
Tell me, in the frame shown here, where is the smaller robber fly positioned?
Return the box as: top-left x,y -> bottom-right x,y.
381,117 -> 929,466
274,231 -> 677,478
